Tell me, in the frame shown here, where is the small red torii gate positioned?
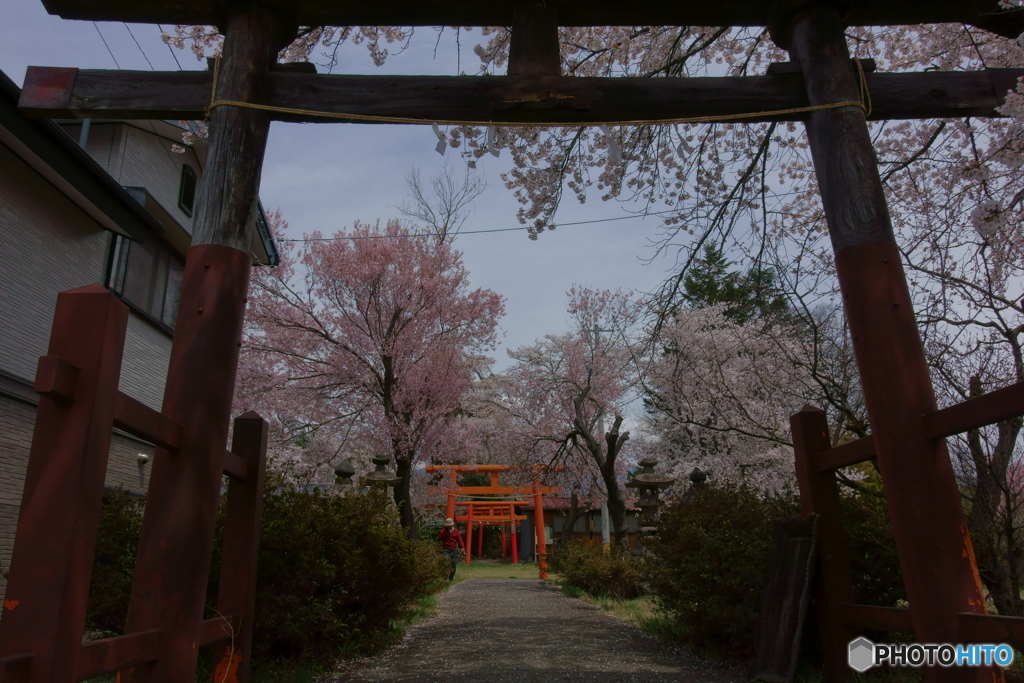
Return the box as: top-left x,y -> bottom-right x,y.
425,465 -> 560,578
5,1 -> 1024,681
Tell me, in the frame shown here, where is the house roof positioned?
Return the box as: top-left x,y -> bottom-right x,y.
0,70 -> 280,266
0,69 -> 164,243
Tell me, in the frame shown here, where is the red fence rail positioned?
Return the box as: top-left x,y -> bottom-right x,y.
0,285 -> 268,683
793,381 -> 1024,682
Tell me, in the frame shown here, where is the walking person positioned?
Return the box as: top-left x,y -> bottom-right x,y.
438,518 -> 465,581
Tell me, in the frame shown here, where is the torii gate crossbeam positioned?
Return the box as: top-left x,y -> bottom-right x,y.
1,1 -> 1023,681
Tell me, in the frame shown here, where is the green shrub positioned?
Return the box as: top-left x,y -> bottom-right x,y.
643,485 -> 795,659
86,485 -> 448,668
549,539 -> 644,600
240,487 -> 448,663
842,493 -> 906,609
644,484 -> 905,661
86,489 -> 145,634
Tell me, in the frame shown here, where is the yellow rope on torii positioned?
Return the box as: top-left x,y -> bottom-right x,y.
205,56 -> 873,127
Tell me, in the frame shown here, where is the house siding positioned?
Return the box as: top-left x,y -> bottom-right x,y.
0,127 -> 169,601
59,122 -> 202,236
0,139 -> 110,380
0,395 -> 154,601
113,124 -> 198,234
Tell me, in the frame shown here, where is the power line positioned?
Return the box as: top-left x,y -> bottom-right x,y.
276,188 -> 814,243
123,23 -> 155,70
279,212 -> 675,242
93,22 -> 121,69
158,25 -> 184,71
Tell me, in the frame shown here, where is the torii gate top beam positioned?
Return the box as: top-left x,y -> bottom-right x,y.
38,0 -> 1024,39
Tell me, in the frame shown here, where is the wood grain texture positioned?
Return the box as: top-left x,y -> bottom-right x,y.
789,407 -> 857,683
38,0 -> 1024,39
189,7 -> 279,250
508,6 -> 560,76
747,515 -> 818,683
922,380 -> 1024,440
790,7 -> 893,250
790,10 -> 990,680
19,67 -> 1022,125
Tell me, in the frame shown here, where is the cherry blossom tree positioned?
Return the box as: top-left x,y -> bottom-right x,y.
236,217 -> 504,536
485,287 -> 641,546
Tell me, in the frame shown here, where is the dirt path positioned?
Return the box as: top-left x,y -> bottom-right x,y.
330,579 -> 744,683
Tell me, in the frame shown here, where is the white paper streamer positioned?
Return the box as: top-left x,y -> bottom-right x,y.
599,125 -> 621,164
432,122 -> 447,156
486,126 -> 500,157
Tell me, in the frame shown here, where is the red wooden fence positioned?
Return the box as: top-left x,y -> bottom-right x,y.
0,284 -> 268,683
793,383 -> 1024,682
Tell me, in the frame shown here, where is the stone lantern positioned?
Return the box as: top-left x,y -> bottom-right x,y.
333,459 -> 356,494
625,457 -> 675,533
364,455 -> 401,490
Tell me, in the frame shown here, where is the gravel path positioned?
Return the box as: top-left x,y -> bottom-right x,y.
331,579 -> 744,683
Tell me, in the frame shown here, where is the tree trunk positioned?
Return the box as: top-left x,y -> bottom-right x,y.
394,456 -> 418,540
602,418 -> 630,548
559,492 -> 590,546
966,377 -> 1024,616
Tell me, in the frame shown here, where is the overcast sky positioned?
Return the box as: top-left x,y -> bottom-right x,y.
2,1 -> 687,421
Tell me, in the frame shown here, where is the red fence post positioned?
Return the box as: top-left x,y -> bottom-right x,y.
210,412 -> 268,683
120,243 -> 251,683
791,406 -> 857,683
0,285 -> 128,682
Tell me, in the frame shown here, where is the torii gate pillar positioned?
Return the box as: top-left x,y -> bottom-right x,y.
121,7 -> 287,682
773,4 -> 990,683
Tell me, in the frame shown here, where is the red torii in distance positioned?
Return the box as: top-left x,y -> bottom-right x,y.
425,464 -> 560,578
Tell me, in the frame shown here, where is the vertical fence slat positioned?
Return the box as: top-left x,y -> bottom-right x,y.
0,285 -> 128,683
210,412 -> 268,683
790,406 -> 857,683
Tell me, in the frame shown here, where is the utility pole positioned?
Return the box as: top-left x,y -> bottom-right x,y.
600,500 -> 611,550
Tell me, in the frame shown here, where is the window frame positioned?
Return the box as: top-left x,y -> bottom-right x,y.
178,163 -> 197,217
105,233 -> 182,337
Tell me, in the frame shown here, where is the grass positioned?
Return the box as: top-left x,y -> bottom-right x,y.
450,560 -> 543,584
558,584 -> 665,632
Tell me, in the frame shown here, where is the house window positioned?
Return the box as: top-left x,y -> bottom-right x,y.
108,234 -> 184,330
178,164 -> 197,216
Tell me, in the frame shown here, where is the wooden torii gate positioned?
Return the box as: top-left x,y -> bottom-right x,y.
1,1 -> 1023,682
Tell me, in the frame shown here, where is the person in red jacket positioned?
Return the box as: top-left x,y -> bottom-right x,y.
438,518 -> 465,581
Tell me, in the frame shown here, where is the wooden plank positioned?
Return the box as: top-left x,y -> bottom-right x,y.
38,0 -> 1024,39
211,413 -> 269,680
815,435 -> 875,472
508,6 -> 561,76
840,604 -> 915,633
748,514 -> 818,683
76,629 -> 160,680
113,391 -> 182,452
922,381 -> 1024,440
222,449 -> 249,482
958,612 -> 1024,650
0,286 -> 128,682
19,67 -> 1023,125
790,407 -> 856,683
33,354 -> 79,403
198,615 -> 239,646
